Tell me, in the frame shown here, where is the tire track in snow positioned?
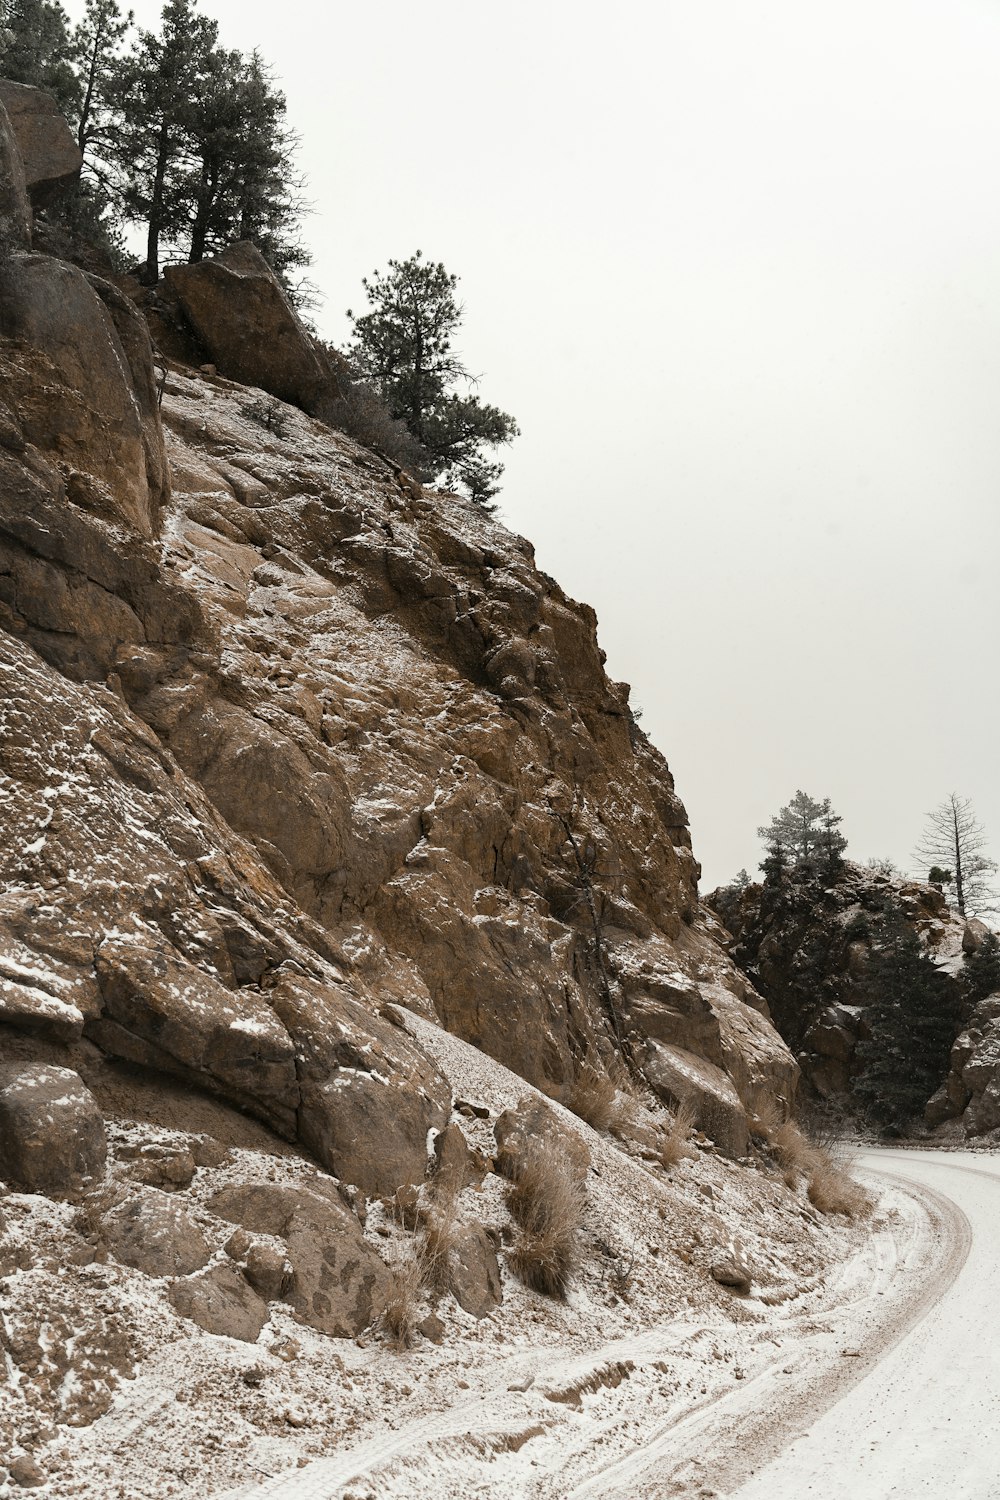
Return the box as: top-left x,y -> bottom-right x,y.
568,1156 -> 971,1498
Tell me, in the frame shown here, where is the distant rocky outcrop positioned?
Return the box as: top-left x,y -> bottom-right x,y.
708,861 -> 1000,1136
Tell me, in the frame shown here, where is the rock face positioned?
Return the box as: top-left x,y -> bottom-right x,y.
0,94 -> 797,1204
0,1064 -> 106,1196
164,242 -> 328,410
0,80 -> 82,208
709,864 -> 970,1108
928,992 -> 1000,1139
0,95 -> 31,248
208,1183 -> 389,1337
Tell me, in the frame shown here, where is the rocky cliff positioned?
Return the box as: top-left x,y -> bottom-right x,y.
0,85 -> 882,1495
0,86 -> 797,1180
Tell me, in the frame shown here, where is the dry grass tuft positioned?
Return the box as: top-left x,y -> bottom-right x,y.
377,1252 -> 425,1351
806,1151 -> 873,1219
566,1063 -> 643,1138
744,1088 -> 786,1143
658,1098 -> 698,1168
566,1065 -> 618,1132
506,1142 -> 584,1298
419,1189 -> 458,1294
770,1119 -> 818,1177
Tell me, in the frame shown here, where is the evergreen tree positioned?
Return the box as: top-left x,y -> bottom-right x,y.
758,790 -> 846,879
107,0 -> 219,282
70,0 -> 132,163
348,250 -> 519,505
184,48 -> 306,279
959,929 -> 1000,1014
853,900 -> 960,1134
0,0 -> 79,114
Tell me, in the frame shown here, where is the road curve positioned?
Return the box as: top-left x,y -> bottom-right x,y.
725,1149 -> 1000,1500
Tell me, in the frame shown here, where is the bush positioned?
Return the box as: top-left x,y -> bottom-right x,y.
658,1098 -> 697,1168
806,1150 -> 872,1218
566,1063 -> 642,1137
505,1142 -> 583,1298
311,343 -> 428,475
377,1251 -> 425,1351
419,1188 -> 458,1296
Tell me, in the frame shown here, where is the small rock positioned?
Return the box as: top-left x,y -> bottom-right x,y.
0,1064 -> 106,1198
455,1099 -> 490,1120
9,1455 -> 45,1489
432,1123 -> 483,1192
243,1241 -> 291,1300
191,1136 -> 232,1169
417,1312 -> 445,1344
225,1227 -> 253,1261
169,1262 -> 269,1342
710,1237 -> 752,1293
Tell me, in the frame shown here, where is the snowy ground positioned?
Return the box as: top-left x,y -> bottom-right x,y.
3,1013 -> 983,1500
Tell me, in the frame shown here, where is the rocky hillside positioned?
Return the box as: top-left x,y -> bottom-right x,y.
0,85 -> 885,1496
709,860 -> 1000,1139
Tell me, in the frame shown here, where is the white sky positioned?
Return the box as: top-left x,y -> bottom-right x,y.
68,0 -> 1000,891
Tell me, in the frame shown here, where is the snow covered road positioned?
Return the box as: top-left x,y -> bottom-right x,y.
721,1149 -> 1000,1500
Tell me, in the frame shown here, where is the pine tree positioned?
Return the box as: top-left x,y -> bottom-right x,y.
959,929 -> 1000,1014
184,48 -> 306,280
0,0 -> 80,115
348,250 -> 519,505
70,0 -> 131,163
853,900 -> 960,1134
107,0 -> 218,282
757,790 -> 847,878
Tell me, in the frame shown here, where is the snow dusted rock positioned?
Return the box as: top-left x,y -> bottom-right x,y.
710,1235 -> 753,1292
168,1261 -> 269,1343
8,1454 -> 46,1489
930,995 -> 1000,1138
643,1042 -> 748,1158
0,92 -> 798,1205
494,1097 -> 591,1184
446,1223 -> 503,1318
103,1189 -> 212,1277
208,1183 -> 389,1338
0,80 -> 81,209
0,93 -> 30,249
0,1064 -> 106,1197
431,1121 -> 483,1192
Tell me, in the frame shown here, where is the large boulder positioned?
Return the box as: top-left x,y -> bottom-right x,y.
0,95 -> 31,249
168,1262 -> 269,1342
493,1096 -> 590,1184
0,81 -> 81,208
0,1064 -> 106,1196
446,1223 -> 502,1318
208,1182 -> 389,1339
268,972 -> 451,1196
643,1041 -> 749,1159
0,254 -> 167,536
103,1190 -> 213,1278
164,242 -> 328,410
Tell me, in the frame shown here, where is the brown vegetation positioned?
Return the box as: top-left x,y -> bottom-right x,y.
505,1142 -> 584,1298
658,1098 -> 698,1168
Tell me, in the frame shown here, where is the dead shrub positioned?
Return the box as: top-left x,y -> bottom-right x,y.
505,1142 -> 583,1298
566,1064 -> 618,1132
658,1098 -> 698,1168
377,1251 -> 425,1351
806,1150 -> 872,1218
419,1189 -> 458,1295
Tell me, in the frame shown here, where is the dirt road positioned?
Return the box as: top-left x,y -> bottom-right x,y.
721,1148 -> 1000,1500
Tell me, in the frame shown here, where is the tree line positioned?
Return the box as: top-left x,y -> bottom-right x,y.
0,0 -> 306,285
0,2 -> 519,501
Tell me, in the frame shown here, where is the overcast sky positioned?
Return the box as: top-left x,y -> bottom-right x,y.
69,0 -> 1000,892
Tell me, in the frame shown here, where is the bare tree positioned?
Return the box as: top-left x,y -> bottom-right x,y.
913,794 -> 998,918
